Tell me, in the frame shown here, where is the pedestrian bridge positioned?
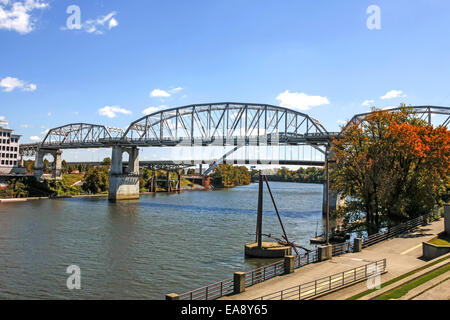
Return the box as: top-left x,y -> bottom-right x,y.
18,103 -> 450,200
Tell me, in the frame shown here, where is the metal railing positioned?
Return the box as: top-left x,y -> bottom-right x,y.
177,209 -> 441,300
254,259 -> 387,300
245,260 -> 285,288
361,212 -> 434,249
332,241 -> 353,257
295,249 -> 319,268
179,277 -> 234,300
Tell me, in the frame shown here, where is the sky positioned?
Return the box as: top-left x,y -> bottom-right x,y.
1,0 -> 450,161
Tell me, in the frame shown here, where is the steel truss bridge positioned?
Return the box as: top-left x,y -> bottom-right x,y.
18,103 -> 449,200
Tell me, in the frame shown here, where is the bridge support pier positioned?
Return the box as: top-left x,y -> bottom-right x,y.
34,148 -> 63,180
108,146 -> 140,201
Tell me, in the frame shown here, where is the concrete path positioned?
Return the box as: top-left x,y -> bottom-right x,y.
411,277 -> 450,300
220,219 -> 444,300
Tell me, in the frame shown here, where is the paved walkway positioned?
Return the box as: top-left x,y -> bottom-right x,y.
220,219 -> 444,300
411,277 -> 450,300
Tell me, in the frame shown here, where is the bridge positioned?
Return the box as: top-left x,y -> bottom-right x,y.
18,103 -> 450,201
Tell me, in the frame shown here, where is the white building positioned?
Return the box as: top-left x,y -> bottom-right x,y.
0,125 -> 21,175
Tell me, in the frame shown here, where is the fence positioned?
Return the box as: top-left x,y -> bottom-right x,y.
179,277 -> 234,300
361,212 -> 435,248
177,209 -> 441,300
254,259 -> 387,300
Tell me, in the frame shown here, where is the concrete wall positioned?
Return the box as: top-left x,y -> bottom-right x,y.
422,240 -> 450,260
444,204 -> 450,235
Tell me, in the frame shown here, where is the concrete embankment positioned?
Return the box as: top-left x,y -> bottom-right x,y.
221,219 -> 444,300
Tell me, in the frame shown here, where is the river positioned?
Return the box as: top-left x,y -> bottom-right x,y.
0,182 -> 323,299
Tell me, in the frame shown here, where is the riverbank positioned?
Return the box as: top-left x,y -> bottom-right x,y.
0,185 -> 209,203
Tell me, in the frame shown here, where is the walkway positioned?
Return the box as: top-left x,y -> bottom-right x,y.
220,219 -> 444,300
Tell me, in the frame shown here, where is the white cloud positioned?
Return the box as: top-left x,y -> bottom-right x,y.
62,11 -> 119,34
362,99 -> 375,107
170,87 -> 183,93
108,17 -> 118,29
29,136 -> 41,142
142,105 -> 168,115
0,76 -> 37,92
20,124 -> 31,128
150,89 -> 171,98
98,105 -> 132,118
276,90 -> 330,111
23,83 -> 36,91
40,128 -> 49,135
0,115 -> 8,127
381,90 -> 407,100
0,0 -> 48,34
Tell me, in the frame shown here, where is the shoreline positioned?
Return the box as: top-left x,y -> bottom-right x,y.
0,185 -> 209,203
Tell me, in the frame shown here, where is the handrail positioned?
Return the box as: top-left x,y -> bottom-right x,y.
255,259 -> 387,300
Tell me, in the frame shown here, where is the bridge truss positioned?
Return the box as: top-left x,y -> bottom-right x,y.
19,105 -> 449,164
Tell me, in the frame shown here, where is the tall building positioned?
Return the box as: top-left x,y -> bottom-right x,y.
0,125 -> 21,175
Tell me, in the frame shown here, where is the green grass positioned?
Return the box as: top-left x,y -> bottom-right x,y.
62,174 -> 84,186
347,255 -> 450,300
374,263 -> 450,300
428,234 -> 450,246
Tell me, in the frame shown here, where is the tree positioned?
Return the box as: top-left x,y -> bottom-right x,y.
24,160 -> 34,174
211,164 -> 251,187
102,157 -> 112,167
330,106 -> 449,234
82,167 -> 109,194
61,160 -> 69,174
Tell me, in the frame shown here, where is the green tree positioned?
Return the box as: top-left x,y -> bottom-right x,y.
82,167 -> 109,194
102,157 -> 112,167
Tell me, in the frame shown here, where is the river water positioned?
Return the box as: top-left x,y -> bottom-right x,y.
0,182 -> 323,299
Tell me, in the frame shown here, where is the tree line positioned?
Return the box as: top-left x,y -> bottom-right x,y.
331,106 -> 449,235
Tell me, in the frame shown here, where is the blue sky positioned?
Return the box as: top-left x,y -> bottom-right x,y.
1,0 -> 450,161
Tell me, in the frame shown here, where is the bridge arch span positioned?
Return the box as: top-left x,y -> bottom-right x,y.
123,102 -> 329,145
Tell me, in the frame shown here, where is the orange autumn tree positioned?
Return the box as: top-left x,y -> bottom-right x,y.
330,106 -> 449,235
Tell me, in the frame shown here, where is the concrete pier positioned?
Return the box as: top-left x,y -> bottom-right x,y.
34,148 -> 63,180
108,146 -> 140,201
